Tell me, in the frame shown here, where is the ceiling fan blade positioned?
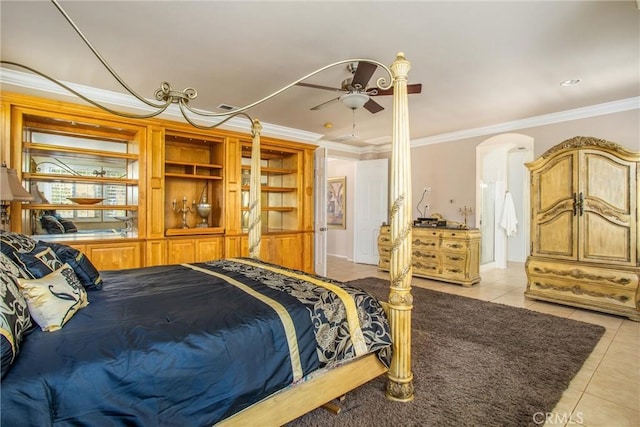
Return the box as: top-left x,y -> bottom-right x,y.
310,97 -> 340,111
363,99 -> 384,114
351,61 -> 377,89
296,82 -> 346,93
370,83 -> 423,96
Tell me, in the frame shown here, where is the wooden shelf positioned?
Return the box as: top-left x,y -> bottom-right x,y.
25,173 -> 137,185
23,142 -> 138,161
165,161 -> 222,169
165,227 -> 224,236
241,185 -> 296,192
241,165 -> 295,176
241,206 -> 295,212
165,173 -> 223,180
29,204 -> 138,211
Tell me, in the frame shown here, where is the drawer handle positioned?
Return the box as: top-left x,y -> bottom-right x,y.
448,256 -> 463,261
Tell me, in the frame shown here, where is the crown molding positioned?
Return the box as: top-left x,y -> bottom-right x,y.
2,67 -> 637,152
0,67 -> 324,144
410,97 -> 640,148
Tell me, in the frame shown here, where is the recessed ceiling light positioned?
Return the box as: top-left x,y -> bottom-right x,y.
560,79 -> 581,87
216,104 -> 237,111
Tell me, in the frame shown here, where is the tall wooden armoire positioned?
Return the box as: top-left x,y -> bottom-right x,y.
525,136 -> 639,321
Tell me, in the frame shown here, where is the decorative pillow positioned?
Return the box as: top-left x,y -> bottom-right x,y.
0,253 -> 33,377
40,215 -> 65,234
40,242 -> 103,290
17,263 -> 89,332
58,218 -> 78,233
10,247 -> 63,280
0,231 -> 64,280
0,231 -> 37,259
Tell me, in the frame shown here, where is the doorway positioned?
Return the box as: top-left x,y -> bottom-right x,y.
476,134 -> 533,269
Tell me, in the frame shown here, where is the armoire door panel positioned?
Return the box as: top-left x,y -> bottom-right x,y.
579,151 -> 636,266
537,154 -> 575,212
582,152 -> 631,212
582,213 -> 631,263
535,212 -> 576,258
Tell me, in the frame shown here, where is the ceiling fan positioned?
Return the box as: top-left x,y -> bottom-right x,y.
296,62 -> 422,114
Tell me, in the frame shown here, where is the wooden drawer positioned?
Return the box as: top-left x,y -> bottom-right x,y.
527,259 -> 639,291
441,239 -> 469,252
413,261 -> 439,275
441,264 -> 468,281
378,233 -> 392,247
413,237 -> 438,250
526,259 -> 639,313
442,252 -> 467,265
413,249 -> 438,263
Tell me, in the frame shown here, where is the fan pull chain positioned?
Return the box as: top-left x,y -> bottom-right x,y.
352,108 -> 356,137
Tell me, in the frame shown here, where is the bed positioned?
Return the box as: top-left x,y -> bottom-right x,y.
1,52 -> 415,425
0,249 -> 392,425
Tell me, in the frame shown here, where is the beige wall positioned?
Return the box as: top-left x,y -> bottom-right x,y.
408,109 -> 639,224
326,158 -> 356,260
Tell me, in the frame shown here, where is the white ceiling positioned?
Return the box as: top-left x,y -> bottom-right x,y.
1,1 -> 638,149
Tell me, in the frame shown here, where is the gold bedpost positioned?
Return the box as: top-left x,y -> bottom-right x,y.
386,52 -> 414,402
248,119 -> 263,259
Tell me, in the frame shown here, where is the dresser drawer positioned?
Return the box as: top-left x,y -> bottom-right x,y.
441,265 -> 468,281
378,234 -> 392,247
413,237 -> 438,250
413,249 -> 438,263
378,258 -> 390,270
413,261 -> 439,275
442,252 -> 467,265
441,239 -> 468,252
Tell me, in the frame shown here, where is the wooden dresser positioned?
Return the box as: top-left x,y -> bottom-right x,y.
525,136 -> 639,321
378,225 -> 481,286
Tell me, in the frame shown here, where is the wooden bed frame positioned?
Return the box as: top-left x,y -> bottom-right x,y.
221,52 -> 415,425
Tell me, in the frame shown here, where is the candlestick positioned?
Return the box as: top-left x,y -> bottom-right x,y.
459,205 -> 473,228
171,196 -> 196,229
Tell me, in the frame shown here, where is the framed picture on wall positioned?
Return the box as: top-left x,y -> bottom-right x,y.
327,176 -> 346,229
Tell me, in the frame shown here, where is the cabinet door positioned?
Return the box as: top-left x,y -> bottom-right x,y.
85,242 -> 142,270
579,150 -> 637,266
531,152 -> 578,260
167,239 -> 196,264
264,234 -> 302,270
196,237 -> 223,262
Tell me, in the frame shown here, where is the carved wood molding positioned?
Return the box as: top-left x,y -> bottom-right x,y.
541,136 -> 636,159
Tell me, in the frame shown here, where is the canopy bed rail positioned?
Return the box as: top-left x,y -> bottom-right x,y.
0,0 -> 415,420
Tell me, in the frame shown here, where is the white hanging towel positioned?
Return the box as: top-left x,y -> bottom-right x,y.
500,192 -> 518,237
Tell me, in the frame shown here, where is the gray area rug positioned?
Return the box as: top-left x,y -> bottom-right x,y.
288,277 -> 605,427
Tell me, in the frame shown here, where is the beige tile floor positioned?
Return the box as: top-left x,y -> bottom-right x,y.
326,256 -> 640,427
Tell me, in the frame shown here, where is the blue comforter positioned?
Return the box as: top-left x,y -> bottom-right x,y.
1,259 -> 391,426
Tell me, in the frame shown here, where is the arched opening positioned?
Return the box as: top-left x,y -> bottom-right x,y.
475,134 -> 534,270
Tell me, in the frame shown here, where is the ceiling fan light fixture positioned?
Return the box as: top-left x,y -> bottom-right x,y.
340,92 -> 369,109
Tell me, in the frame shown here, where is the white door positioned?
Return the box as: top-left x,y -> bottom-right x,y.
314,147 -> 328,276
354,159 -> 388,264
